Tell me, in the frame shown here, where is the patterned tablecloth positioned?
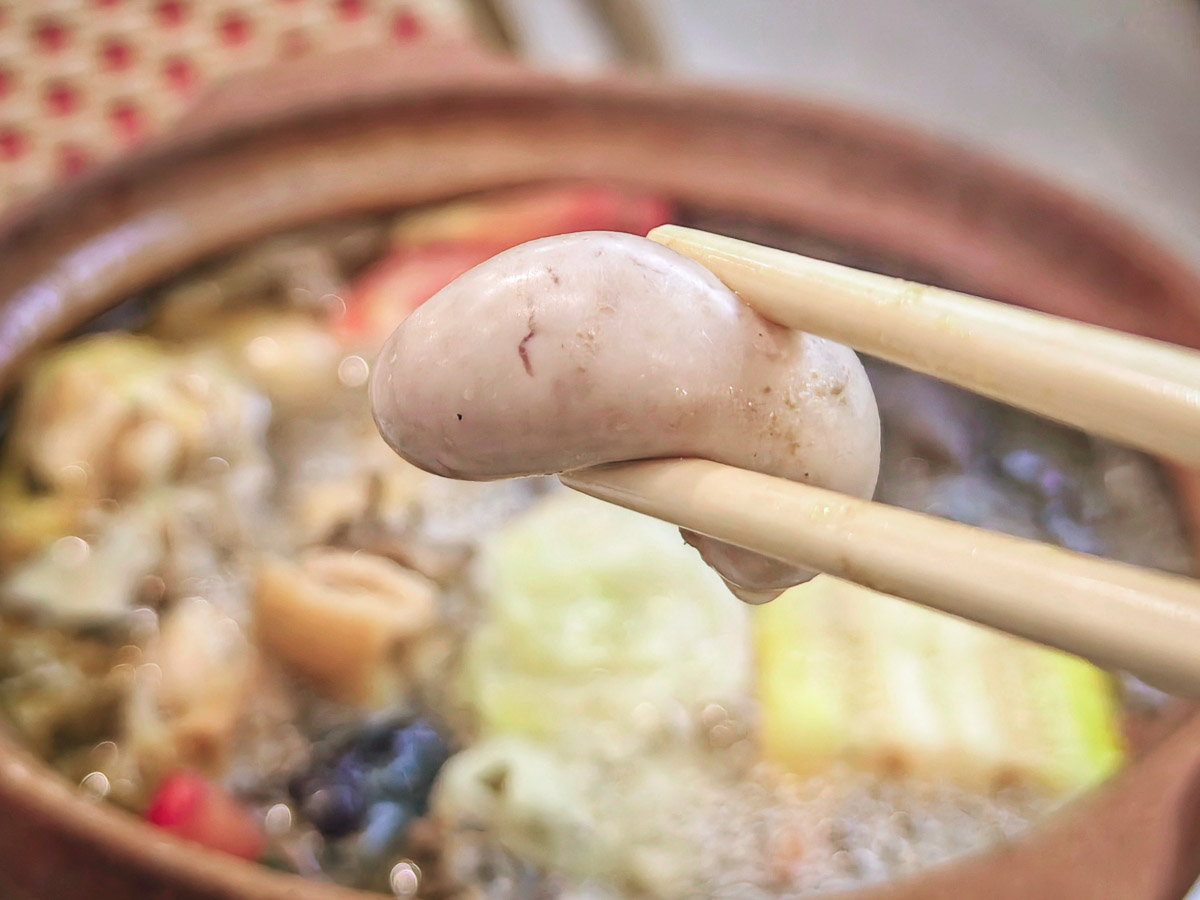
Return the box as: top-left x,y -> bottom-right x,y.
0,0 -> 495,211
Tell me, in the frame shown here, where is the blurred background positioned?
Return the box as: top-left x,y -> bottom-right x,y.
1,0 -> 1198,273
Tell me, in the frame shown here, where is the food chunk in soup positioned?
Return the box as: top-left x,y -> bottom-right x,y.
370,231 -> 881,601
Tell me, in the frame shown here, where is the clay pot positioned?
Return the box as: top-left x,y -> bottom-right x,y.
1,42 -> 1199,900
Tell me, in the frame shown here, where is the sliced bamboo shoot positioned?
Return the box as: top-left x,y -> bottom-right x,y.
755,576 -> 1125,796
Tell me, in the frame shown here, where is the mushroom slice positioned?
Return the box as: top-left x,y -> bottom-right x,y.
252,548 -> 438,707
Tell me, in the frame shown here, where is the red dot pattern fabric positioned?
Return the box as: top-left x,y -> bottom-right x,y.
0,0 -> 485,211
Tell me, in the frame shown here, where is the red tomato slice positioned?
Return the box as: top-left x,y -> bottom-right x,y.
390,184 -> 674,250
335,242 -> 502,350
340,186 -> 674,348
145,771 -> 267,861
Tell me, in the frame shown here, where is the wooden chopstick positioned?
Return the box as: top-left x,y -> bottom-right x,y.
562,459 -> 1200,697
648,225 -> 1200,468
554,225 -> 1200,695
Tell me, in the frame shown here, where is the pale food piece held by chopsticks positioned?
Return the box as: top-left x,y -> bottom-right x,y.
562,459 -> 1200,698
370,231 -> 881,601
648,225 -> 1200,468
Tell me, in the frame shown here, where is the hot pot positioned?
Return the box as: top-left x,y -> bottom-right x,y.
1,43 -> 1199,900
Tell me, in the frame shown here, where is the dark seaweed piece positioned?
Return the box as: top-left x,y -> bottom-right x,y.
288,716 -> 451,841
302,783 -> 369,839
375,719 -> 449,815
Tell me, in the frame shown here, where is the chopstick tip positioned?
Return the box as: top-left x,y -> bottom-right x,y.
646,222 -> 688,246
